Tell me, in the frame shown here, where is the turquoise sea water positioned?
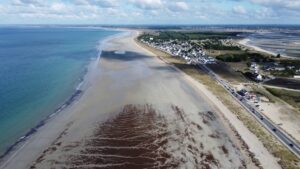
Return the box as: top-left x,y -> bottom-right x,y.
0,26 -> 119,155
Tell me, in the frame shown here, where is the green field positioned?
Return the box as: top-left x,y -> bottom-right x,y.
216,52 -> 274,63
140,31 -> 240,41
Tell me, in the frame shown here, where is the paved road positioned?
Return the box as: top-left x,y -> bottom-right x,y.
197,63 -> 300,158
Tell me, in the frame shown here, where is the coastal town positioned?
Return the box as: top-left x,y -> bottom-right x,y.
140,35 -> 300,82
140,37 -> 216,65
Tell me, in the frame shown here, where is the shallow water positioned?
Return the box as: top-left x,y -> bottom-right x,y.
0,26 -> 119,154
246,32 -> 300,58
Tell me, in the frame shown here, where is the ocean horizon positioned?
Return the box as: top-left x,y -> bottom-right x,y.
0,26 -> 120,155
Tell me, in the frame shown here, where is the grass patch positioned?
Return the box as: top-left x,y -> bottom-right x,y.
145,31 -> 241,40
207,63 -> 247,84
136,38 -> 300,169
215,52 -> 274,63
206,49 -> 245,57
200,40 -> 240,50
266,87 -> 300,112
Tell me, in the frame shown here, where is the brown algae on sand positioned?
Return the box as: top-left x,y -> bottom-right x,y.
31,104 -> 247,169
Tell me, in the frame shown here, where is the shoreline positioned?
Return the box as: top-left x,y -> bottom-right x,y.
0,29 -> 128,167
29,30 -> 260,169
238,38 -> 297,59
0,29 -> 283,169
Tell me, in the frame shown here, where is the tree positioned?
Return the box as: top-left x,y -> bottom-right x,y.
276,54 -> 281,58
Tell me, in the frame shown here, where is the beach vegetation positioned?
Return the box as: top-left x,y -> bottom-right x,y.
201,40 -> 240,50
266,87 -> 300,112
215,52 -> 274,63
147,31 -> 241,40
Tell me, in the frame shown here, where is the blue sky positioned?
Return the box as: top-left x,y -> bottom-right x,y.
0,0 -> 299,24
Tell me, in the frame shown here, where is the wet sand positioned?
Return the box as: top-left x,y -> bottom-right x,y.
0,31 -> 278,169
239,39 -> 278,57
238,38 -> 297,59
31,105 -> 244,169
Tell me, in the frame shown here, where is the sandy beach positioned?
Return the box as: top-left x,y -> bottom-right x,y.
0,30 -> 281,169
238,38 -> 296,59
238,39 -> 277,56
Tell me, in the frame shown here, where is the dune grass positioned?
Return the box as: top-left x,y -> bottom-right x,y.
266,87 -> 300,112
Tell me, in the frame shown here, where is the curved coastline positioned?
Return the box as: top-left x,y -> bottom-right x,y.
0,29 -> 128,166
0,29 -> 283,169
238,38 -> 299,59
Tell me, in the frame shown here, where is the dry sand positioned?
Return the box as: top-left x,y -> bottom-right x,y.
0,31 -> 280,169
259,101 -> 300,142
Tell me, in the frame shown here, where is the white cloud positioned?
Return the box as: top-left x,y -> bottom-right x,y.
0,0 -> 299,24
195,11 -> 208,20
254,7 -> 277,18
0,5 -> 4,14
130,0 -> 163,10
6,1 -> 101,20
106,8 -> 128,17
242,0 -> 300,18
248,0 -> 300,10
75,0 -> 118,8
51,3 -> 68,12
12,0 -> 45,7
168,2 -> 189,12
232,5 -> 247,14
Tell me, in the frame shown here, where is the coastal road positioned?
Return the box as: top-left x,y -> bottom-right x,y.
197,63 -> 300,158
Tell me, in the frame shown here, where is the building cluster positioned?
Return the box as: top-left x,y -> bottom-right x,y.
140,38 -> 216,65
263,62 -> 300,78
263,62 -> 286,71
237,89 -> 260,105
220,39 -> 239,47
249,62 -> 264,81
195,39 -> 239,48
246,61 -> 300,81
262,62 -> 300,72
